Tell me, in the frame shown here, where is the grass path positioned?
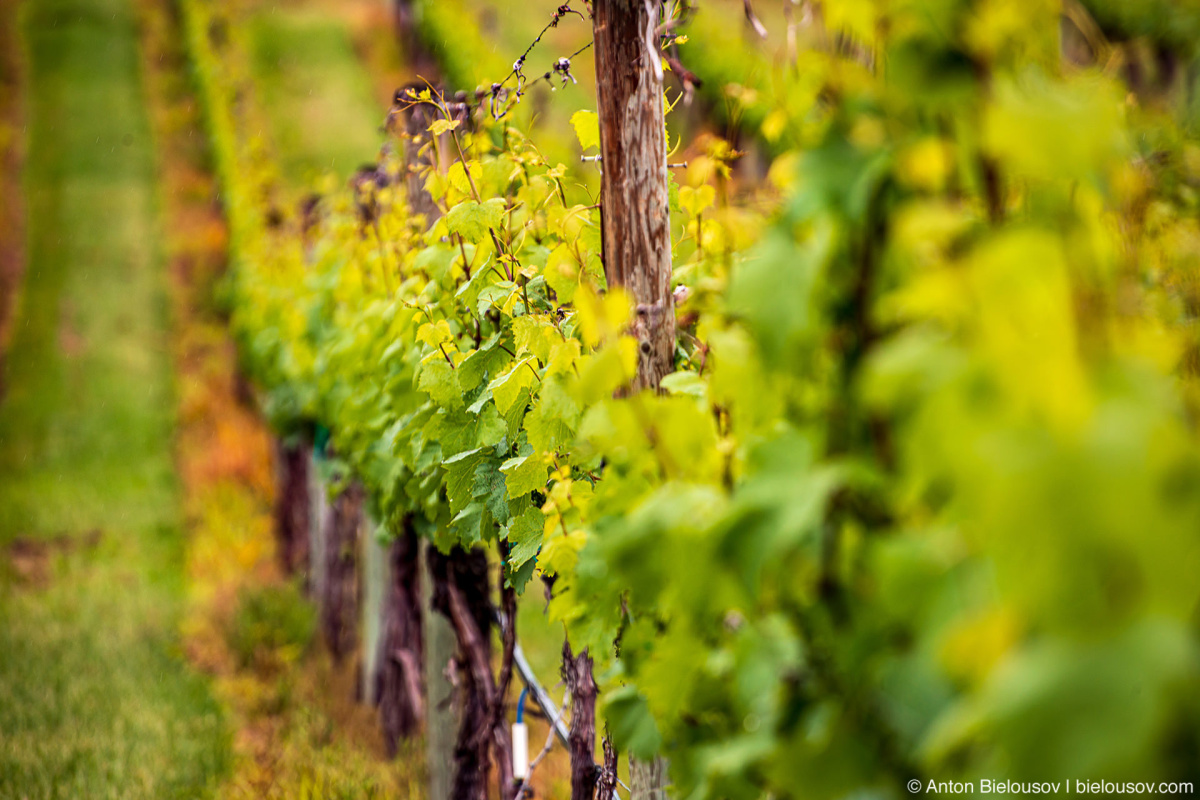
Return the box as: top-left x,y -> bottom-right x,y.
0,0 -> 229,795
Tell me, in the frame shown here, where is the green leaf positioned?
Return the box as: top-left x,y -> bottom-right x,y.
526,378 -> 580,453
448,161 -> 483,195
489,357 -> 539,415
449,501 -> 490,547
476,283 -> 518,317
513,314 -> 558,364
414,244 -> 455,280
475,403 -> 507,448
602,686 -> 662,759
459,338 -> 511,391
500,454 -> 548,499
506,556 -> 537,593
417,359 -> 462,409
660,370 -> 707,399
444,448 -> 484,515
474,458 -> 509,522
445,198 -> 506,244
505,506 -> 545,570
570,110 -> 600,151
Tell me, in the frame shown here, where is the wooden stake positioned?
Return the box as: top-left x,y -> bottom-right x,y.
590,1 -> 676,797
594,0 -> 676,390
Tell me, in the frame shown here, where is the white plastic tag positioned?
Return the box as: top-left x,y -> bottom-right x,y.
512,721 -> 529,779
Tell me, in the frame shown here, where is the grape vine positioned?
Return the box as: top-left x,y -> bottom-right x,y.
185,0 -> 1200,796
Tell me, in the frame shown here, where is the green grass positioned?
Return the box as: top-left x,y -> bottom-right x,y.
0,0 -> 229,795
0,0 -> 173,537
248,9 -> 384,193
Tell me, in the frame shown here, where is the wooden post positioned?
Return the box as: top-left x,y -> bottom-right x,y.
394,0 -> 416,55
594,0 -> 676,390
308,449 -> 329,603
423,543 -> 458,800
362,509 -> 390,705
592,1 -> 676,795
631,757 -> 670,800
394,0 -> 438,79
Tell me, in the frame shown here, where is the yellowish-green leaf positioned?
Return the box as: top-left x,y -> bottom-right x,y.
501,454 -> 549,499
418,356 -> 462,409
448,161 -> 483,196
489,357 -> 539,415
540,526 -> 587,578
513,315 -> 558,364
659,370 -> 706,400
445,198 -> 506,244
544,244 -> 582,303
575,338 -> 638,404
570,110 -> 600,152
417,319 -> 452,349
576,286 -> 632,347
428,117 -> 461,136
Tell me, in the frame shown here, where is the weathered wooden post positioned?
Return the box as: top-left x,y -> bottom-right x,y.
594,0 -> 676,390
590,1 -> 676,798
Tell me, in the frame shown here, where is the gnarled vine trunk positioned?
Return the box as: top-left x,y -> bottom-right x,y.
428,546 -> 499,800
563,642 -> 599,800
376,517 -> 424,755
272,435 -> 311,579
320,480 -> 363,662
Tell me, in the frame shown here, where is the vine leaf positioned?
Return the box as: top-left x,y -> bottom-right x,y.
660,370 -> 706,399
449,162 -> 483,196
428,117 -> 461,136
603,686 -> 663,760
505,507 -> 545,573
445,197 -> 506,243
544,244 -> 581,303
418,358 -> 462,409
444,448 -> 485,515
501,454 -> 549,499
571,110 -> 600,151
489,357 -> 539,414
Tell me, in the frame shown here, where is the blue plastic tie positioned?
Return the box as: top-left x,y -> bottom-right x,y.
516,686 -> 529,724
